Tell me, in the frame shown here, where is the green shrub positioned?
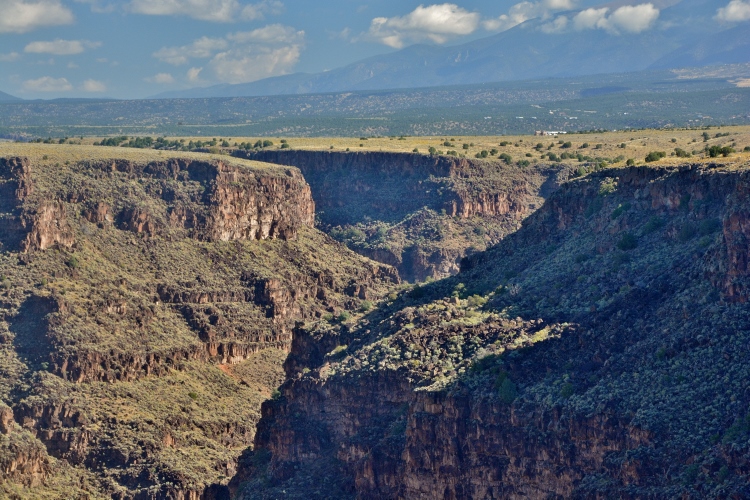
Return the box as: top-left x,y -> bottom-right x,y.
699,218 -> 722,236
645,151 -> 666,162
642,216 -> 664,235
705,145 -> 734,157
495,372 -> 518,404
610,203 -> 630,220
188,392 -> 198,400
360,300 -> 373,312
560,382 -> 574,399
616,233 -> 638,251
338,311 -> 351,322
626,159 -> 635,166
677,224 -> 696,242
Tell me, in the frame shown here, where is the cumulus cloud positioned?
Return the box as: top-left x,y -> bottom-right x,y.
129,0 -> 283,22
153,37 -> 228,65
0,0 -> 74,33
540,15 -> 568,33
23,76 -> 73,92
366,3 -> 480,48
716,0 -> 750,22
571,3 -> 659,34
146,73 -> 175,84
153,24 -> 304,84
82,79 -> 106,92
187,67 -> 203,81
24,39 -> 102,56
483,0 -> 574,32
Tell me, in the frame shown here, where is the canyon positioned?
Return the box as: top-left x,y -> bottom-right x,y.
1,142 -> 750,499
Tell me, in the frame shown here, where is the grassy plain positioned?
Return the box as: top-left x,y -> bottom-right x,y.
48,124 -> 750,168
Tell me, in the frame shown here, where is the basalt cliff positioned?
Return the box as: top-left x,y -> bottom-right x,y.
231,159 -> 750,499
236,150 -> 570,282
0,148 -> 397,498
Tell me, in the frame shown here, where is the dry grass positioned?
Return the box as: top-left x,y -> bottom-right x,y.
47,125 -> 750,169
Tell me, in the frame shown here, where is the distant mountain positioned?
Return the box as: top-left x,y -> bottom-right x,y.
154,0 -> 748,100
0,91 -> 21,102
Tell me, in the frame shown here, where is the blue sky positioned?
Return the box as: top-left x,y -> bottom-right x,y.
0,0 -> 747,99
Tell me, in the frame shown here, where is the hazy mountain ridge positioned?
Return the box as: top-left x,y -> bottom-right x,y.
154,0 -> 749,100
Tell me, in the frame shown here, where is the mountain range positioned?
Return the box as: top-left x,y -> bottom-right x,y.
154,0 -> 750,100
0,91 -> 20,102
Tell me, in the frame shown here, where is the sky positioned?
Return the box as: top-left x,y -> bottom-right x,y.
0,0 -> 748,100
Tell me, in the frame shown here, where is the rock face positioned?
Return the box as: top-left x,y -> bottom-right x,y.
232,161 -> 750,499
238,150 -> 547,224
0,152 -> 397,498
237,150 -> 568,281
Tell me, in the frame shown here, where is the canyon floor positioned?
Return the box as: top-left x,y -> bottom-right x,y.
1,128 -> 750,498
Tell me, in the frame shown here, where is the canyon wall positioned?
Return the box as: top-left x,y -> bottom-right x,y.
236,150 -> 569,281
232,161 -> 750,499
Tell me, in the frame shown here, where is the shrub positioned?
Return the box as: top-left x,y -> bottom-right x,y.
677,224 -> 696,242
642,216 -> 665,235
626,159 -> 635,166
706,145 -> 734,157
645,151 -> 666,162
188,392 -> 198,400
699,218 -> 722,236
561,141 -> 572,148
495,372 -> 518,404
338,311 -> 351,322
610,203 -> 631,220
499,153 -> 512,164
617,233 -> 638,251
360,300 -> 373,312
674,147 -> 690,158
560,383 -> 574,399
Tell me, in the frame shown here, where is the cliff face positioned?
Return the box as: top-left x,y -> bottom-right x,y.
237,150 -> 569,281
233,160 -> 750,499
0,151 -> 398,498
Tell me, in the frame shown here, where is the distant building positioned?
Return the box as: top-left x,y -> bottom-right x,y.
534,130 -> 568,136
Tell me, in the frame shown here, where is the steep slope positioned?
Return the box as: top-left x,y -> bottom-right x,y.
0,145 -> 398,498
232,155 -> 750,498
0,91 -> 20,103
235,149 -> 571,282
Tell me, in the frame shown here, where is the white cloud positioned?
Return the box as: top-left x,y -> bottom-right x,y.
483,0 -> 574,32
572,7 -> 608,30
0,0 -> 74,33
187,66 -> 203,81
129,0 -> 283,22
211,25 -> 304,83
716,0 -> 750,22
540,15 -> 568,33
24,39 -> 102,56
153,37 -> 228,65
241,0 -> 283,20
23,76 -> 73,92
153,24 -> 304,84
572,3 -> 659,34
82,79 -> 106,92
366,4 -> 480,48
146,73 -> 175,84
0,52 -> 21,62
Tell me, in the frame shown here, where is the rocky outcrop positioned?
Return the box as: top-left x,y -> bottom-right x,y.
236,150 -> 555,225
93,158 -> 315,242
21,201 -> 75,252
